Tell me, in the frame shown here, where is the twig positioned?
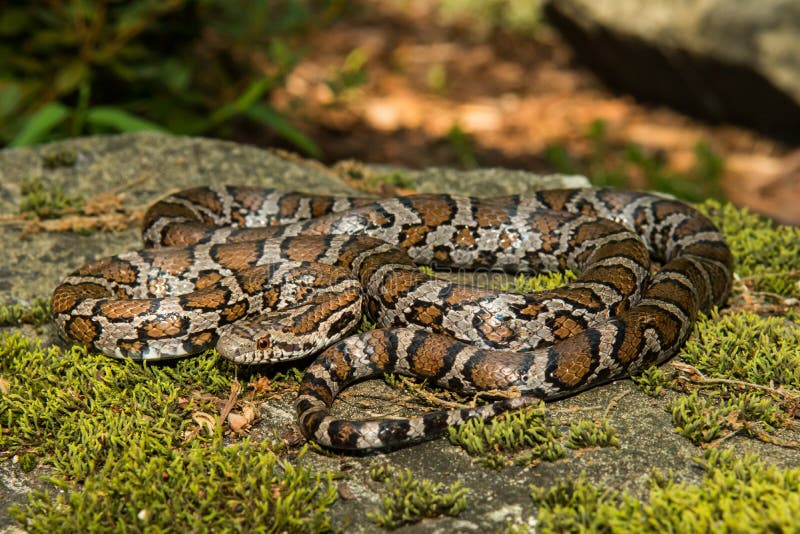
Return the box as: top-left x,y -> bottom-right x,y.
671,361 -> 800,402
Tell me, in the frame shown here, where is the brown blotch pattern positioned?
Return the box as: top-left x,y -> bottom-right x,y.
187,331 -> 214,349
539,189 -> 574,210
548,314 -> 585,340
475,310 -> 516,343
139,315 -> 187,338
211,242 -> 260,271
100,299 -> 154,320
278,195 -> 301,219
326,348 -> 355,382
183,287 -> 229,310
220,301 -> 248,323
142,202 -> 197,230
195,271 -> 223,289
377,271 -> 422,303
400,225 -> 430,249
163,223 -> 209,248
475,204 -> 510,227
117,340 -> 146,357
68,316 -> 99,345
310,196 -> 335,218
181,188 -> 224,214
467,352 -> 520,389
454,228 -> 476,248
52,283 -> 109,314
410,304 -> 443,326
410,198 -> 454,227
260,287 -> 282,309
232,187 -> 265,215
152,248 -> 193,275
409,335 -> 452,377
552,338 -> 595,387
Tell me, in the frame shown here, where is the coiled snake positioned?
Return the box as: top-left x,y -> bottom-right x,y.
51,186 -> 733,450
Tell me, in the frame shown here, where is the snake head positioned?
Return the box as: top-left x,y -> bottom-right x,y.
215,304 -> 360,365
215,317 -> 307,364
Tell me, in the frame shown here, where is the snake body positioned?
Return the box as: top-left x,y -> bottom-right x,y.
51,186 -> 733,450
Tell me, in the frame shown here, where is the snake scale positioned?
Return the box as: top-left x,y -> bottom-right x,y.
52,185 -> 733,450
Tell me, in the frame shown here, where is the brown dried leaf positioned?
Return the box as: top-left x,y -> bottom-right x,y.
227,412 -> 249,433
250,376 -> 274,395
192,411 -> 218,435
82,192 -> 126,215
0,376 -> 10,395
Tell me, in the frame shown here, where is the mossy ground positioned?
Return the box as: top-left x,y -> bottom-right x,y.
2,199 -> 799,531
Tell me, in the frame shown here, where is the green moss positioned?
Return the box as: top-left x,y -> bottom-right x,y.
669,391 -> 789,445
500,271 -> 577,293
630,310 -> 800,448
0,334 -> 231,476
0,296 -> 51,327
11,442 -> 338,533
530,474 -> 616,532
448,402 -> 565,469
565,419 -> 620,449
531,449 -> 800,532
367,466 -> 468,529
18,177 -> 83,219
369,171 -> 415,190
631,365 -> 671,397
368,462 -> 394,483
701,200 -> 800,297
17,453 -> 38,472
41,148 -> 78,168
682,310 -> 800,388
2,333 -> 338,531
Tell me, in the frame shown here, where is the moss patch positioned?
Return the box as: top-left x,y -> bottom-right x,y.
11,442 -> 338,532
0,297 -> 51,327
565,419 -> 620,449
682,309 -> 800,389
18,177 -> 83,219
1,334 -> 333,531
530,448 -> 800,532
499,271 -> 578,293
447,402 -> 622,469
631,310 -> 799,448
367,465 -> 468,529
700,200 -> 800,297
448,402 -> 566,469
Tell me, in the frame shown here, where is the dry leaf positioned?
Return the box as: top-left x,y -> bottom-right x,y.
192,411 -> 218,435
227,412 -> 249,433
338,482 -> 356,500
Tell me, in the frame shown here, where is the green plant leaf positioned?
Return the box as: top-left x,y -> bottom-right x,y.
245,103 -> 320,157
10,102 -> 70,146
55,61 -> 89,95
86,106 -> 168,133
0,83 -> 22,117
209,78 -> 272,126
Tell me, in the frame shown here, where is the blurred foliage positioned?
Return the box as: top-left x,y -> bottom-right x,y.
436,0 -> 543,36
546,119 -> 725,202
0,0 -> 354,153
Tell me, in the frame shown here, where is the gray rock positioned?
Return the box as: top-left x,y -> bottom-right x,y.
544,0 -> 800,134
2,133 -> 795,533
407,168 -> 588,196
0,132 -> 583,306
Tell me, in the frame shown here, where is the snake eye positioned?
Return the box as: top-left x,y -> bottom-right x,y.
256,338 -> 270,351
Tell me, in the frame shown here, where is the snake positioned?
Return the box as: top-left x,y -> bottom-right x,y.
51,185 -> 733,450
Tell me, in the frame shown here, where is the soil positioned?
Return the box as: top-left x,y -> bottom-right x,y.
254,0 -> 800,224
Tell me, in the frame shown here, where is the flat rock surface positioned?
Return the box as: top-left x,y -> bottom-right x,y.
1,133 -> 796,532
